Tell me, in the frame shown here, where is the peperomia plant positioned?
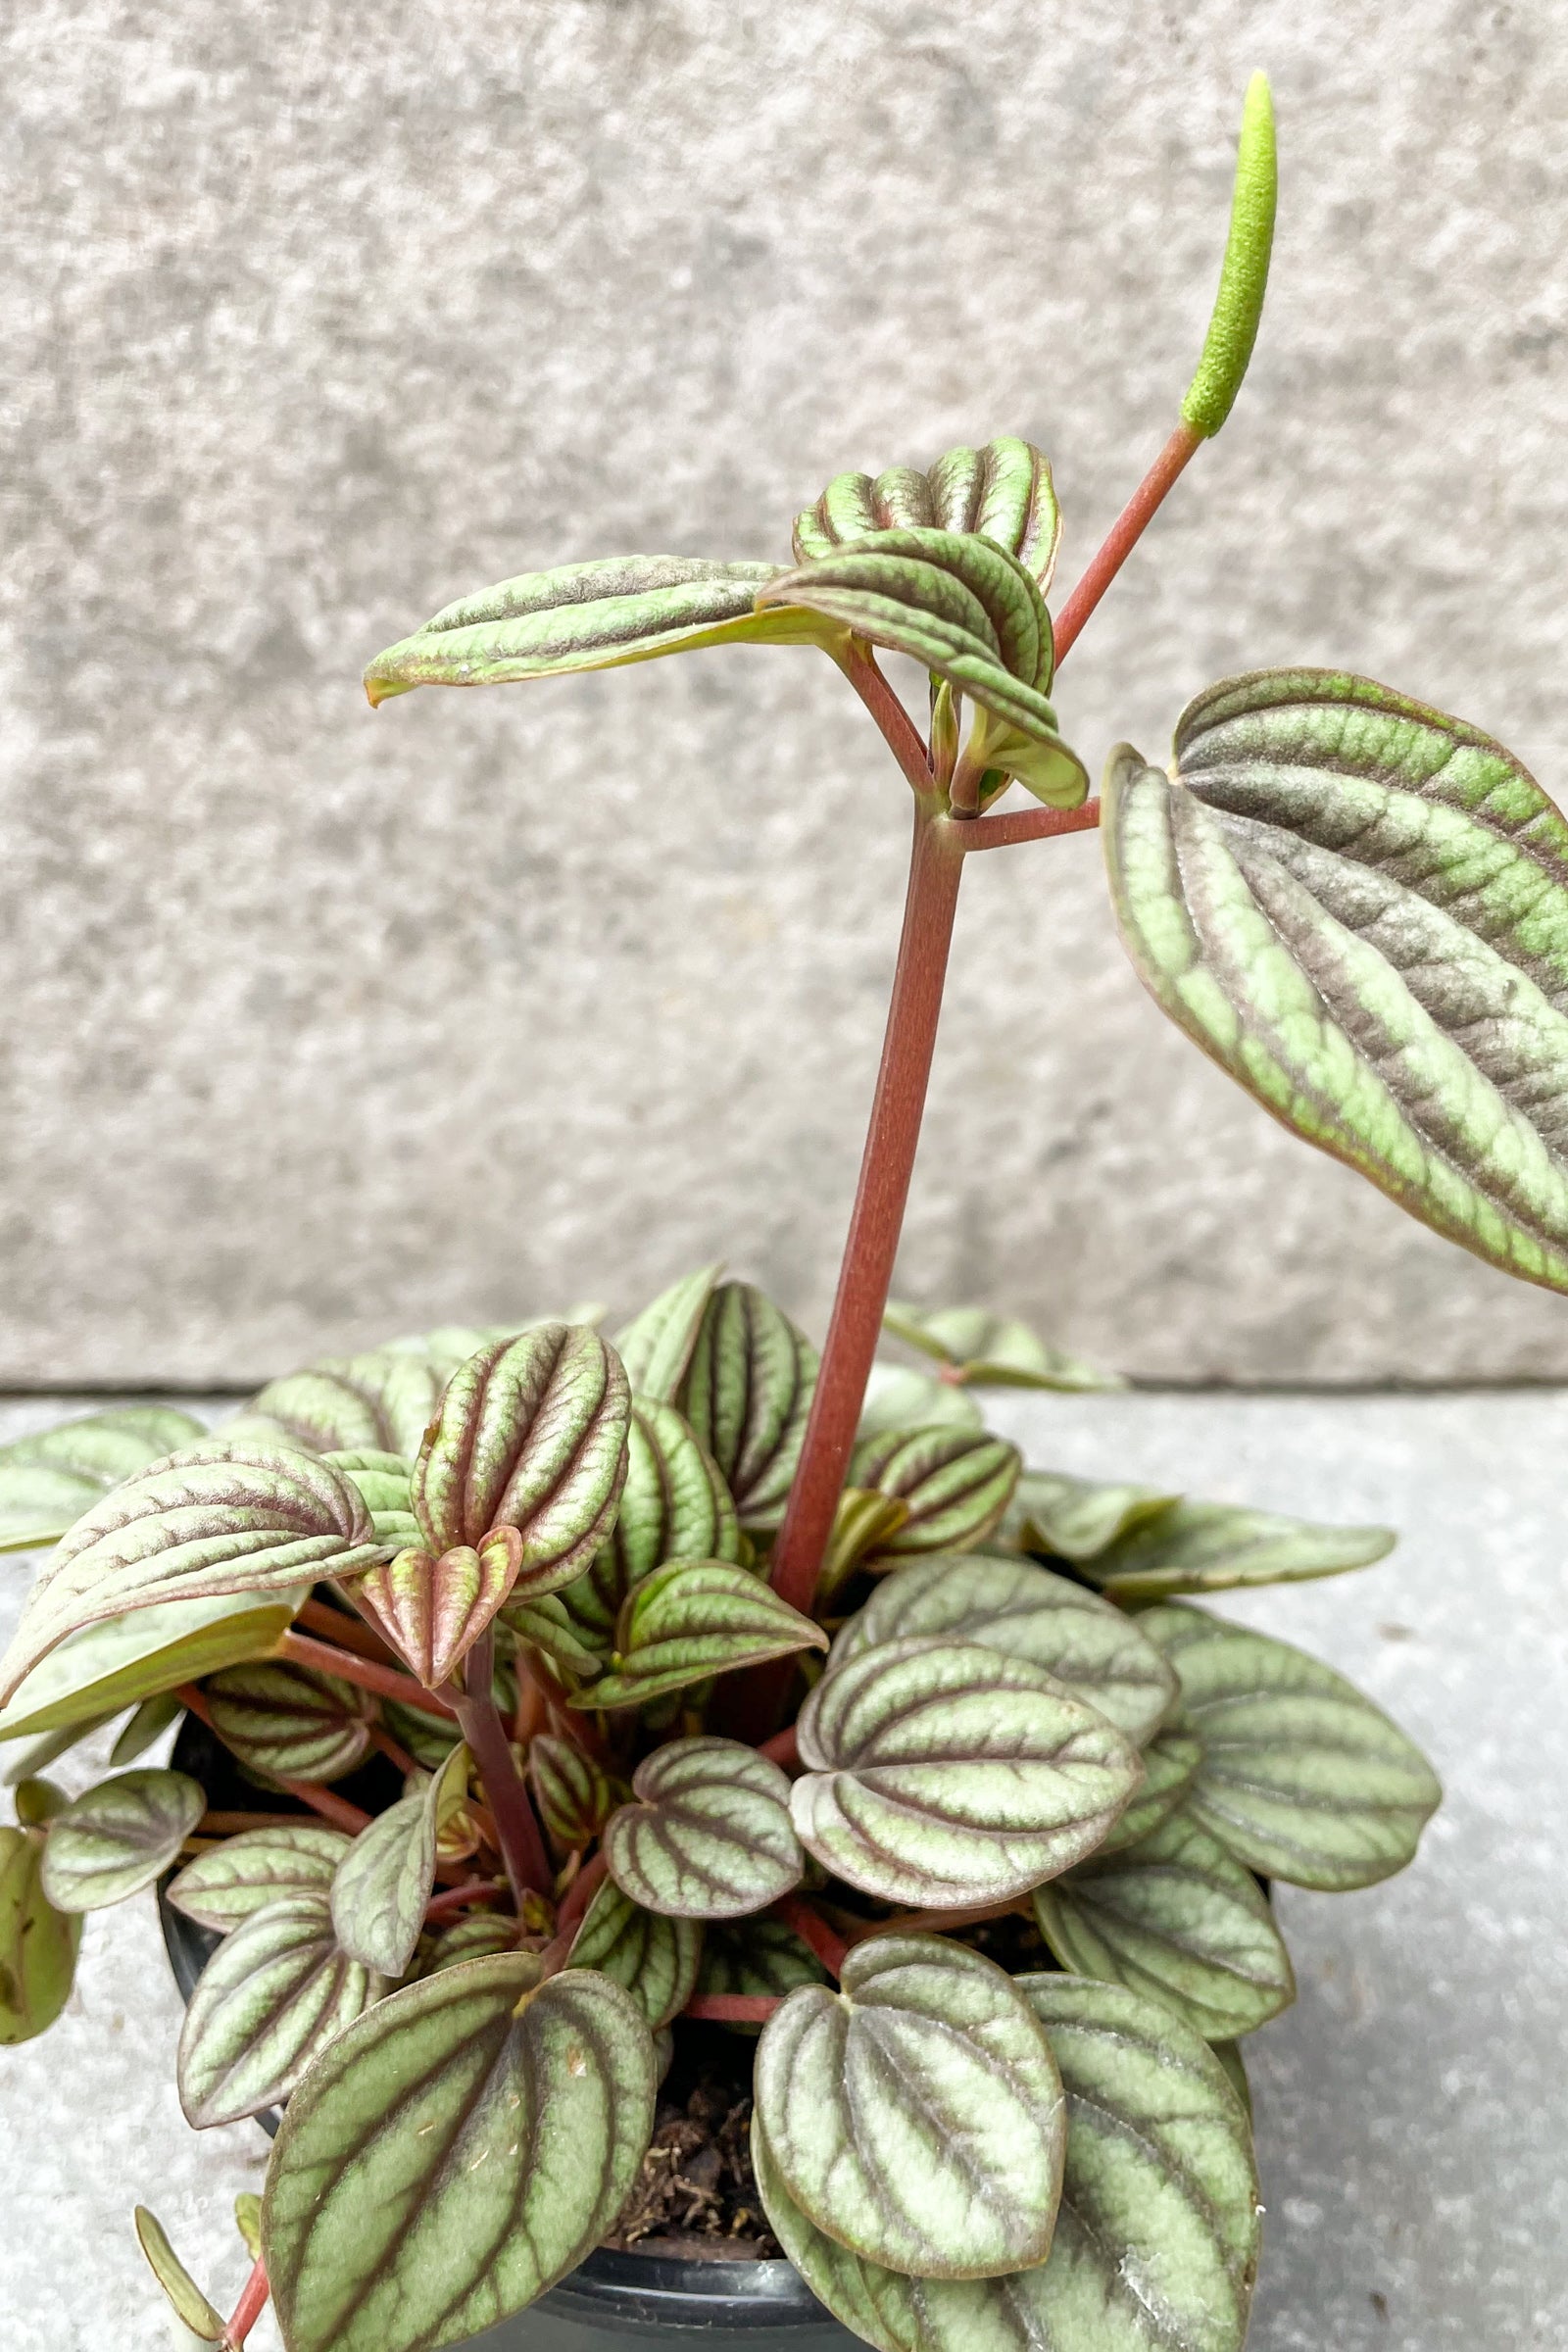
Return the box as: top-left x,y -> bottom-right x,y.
3,71 -> 1564,2352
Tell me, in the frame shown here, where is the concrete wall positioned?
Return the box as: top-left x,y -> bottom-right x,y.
6,0 -> 1568,1386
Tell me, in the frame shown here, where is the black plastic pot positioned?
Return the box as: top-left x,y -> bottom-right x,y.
161,1717 -> 858,2350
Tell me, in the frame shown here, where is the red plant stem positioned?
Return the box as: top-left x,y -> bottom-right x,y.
448,1632 -> 552,1905
556,1849 -> 609,1940
366,1722 -> 420,1777
839,644 -> 933,795
684,1993 -> 781,2024
765,801 -> 965,1625
278,1628 -> 458,1720
197,1809 -> 308,1835
300,1594 -> 401,1665
960,801 -> 1102,853
175,1687 -> 372,1834
776,1893 -> 849,1979
224,2258 -> 270,2348
424,1877 -> 506,1926
1052,419 -> 1202,663
845,1893 -> 1028,1943
757,1723 -> 799,1771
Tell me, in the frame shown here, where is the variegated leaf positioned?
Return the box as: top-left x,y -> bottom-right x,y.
205,1660 -> 372,1784
676,1282 -> 817,1532
858,1364 -> 984,1439
602,1735 -> 803,1919
0,1825 -> 81,2043
1141,1602 -> 1442,1887
245,1350 -> 454,1458
528,1734 -> 612,1849
322,1448 -> 420,1545
133,2208 -> 226,2343
1082,1495 -> 1395,1601
262,1961 -> 657,2352
814,1489 -> 912,1604
562,1396 -> 741,1643
329,1744 -> 469,1976
568,1877 -> 703,2029
831,1552 -> 1178,1745
612,1262 -> 723,1402
168,1823 -> 352,1933
0,1585 -> 308,1743
412,1326 -> 631,1592
754,1936 -> 1064,2278
1033,1810 -> 1296,2041
0,1407 -> 206,1553
695,1916 -> 829,2022
39,1767 -> 205,1913
177,1891 -> 385,2127
1103,667 -> 1568,1294
794,437 -> 1061,587
499,1592 -> 604,1685
792,1637 -> 1141,1906
848,1427 -> 1021,1560
1004,1467 -> 1181,1563
357,1528 -> 523,1689
0,1444 -> 378,1707
1097,1723 -> 1204,1855
584,1558 -> 826,1711
883,1302 -> 1121,1394
417,1914 -> 525,1976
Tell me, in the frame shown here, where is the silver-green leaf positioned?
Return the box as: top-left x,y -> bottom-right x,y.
567,1877 -> 703,2030
602,1735 -> 803,1920
329,1744 -> 469,1976
1082,1496 -> 1395,1601
562,1395 -> 741,1644
612,1263 -> 724,1402
177,1891 -> 385,2127
168,1823 -> 353,1933
849,1428 -> 1022,1560
204,1659 -> 371,1784
883,1303 -> 1121,1394
793,437 -> 1061,587
0,1407 -> 206,1553
676,1282 -> 817,1532
1004,1468 -> 1182,1563
584,1558 -> 826,1711
0,1825 -> 81,2043
39,1767 -> 205,1913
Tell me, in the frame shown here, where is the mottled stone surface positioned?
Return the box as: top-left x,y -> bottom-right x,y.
2,1389 -> 1563,2350
6,3 -> 1568,1384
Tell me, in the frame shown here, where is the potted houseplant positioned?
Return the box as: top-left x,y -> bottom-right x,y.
4,72 -> 1563,2351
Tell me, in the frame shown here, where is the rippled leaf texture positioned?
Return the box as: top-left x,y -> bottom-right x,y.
133,2208 -> 226,2342
178,1892 -> 386,2127
1104,667 -> 1568,1293
39,1767 -> 205,1913
0,1444 -> 378,1707
322,1448 -> 420,1544
586,1559 -> 826,1710
1033,1810 -> 1295,2041
529,1734 -> 612,1850
612,1262 -> 723,1402
603,1735 -> 803,1919
0,1825 -> 81,2042
262,1960 -> 657,2352
568,1877 -> 703,2030
1004,1469 -> 1182,1564
364,556 -> 826,705
412,1327 -> 631,1596
884,1303 -> 1122,1394
794,437 -> 1061,586
206,1660 -> 372,1784
0,1586 -> 308,1742
676,1282 -> 817,1533
832,1553 -> 1178,1745
1097,1724 -> 1205,1855
1141,1603 -> 1442,1887
168,1823 -> 352,1933
849,1429 -> 1021,1561
246,1351 -> 458,1459
858,1365 -> 984,1440
419,1916 -> 527,1977
792,1637 -> 1142,1906
0,1407 -> 206,1553
1083,1497 -> 1395,1601
755,1936 -> 1064,2278
330,1745 -> 469,1977
755,1974 -> 1258,2352
499,1592 -> 603,1687
562,1396 -> 742,1644
358,1529 -> 523,1690
759,530 -> 1087,808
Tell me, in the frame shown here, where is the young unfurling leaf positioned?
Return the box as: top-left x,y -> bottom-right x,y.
132,2207 -> 226,2343
177,1892 -> 385,2127
39,1767 -> 205,1913
356,1528 -> 523,1689
676,1281 -> 818,1532
0,1406 -> 205,1554
583,1558 -> 827,1711
168,1822 -> 352,1933
602,1735 -> 803,1919
567,1877 -> 703,2030
848,1427 -> 1021,1559
0,1826 -> 81,2043
794,436 -> 1061,587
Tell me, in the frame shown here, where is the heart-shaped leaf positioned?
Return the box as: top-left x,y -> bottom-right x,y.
562,1396 -> 742,1643
39,1767 -> 205,1913
1104,668 -> 1568,1294
528,1734 -> 613,1850
364,556 -> 827,705
500,1592 -> 604,1686
1097,1722 -> 1205,1854
584,1558 -> 826,1711
412,1327 -> 631,1593
612,1262 -> 724,1402
753,1973 -> 1259,2352
133,2208 -> 226,2343
1140,1602 -> 1442,1887
759,530 -> 1087,808
848,1428 -> 1021,1560
0,1443 -> 378,1707
322,1448 -> 420,1544
0,1584 -> 308,1744
0,1407 -> 207,1553
329,1745 -> 469,1977
261,1960 -> 658,2352
205,1660 -> 372,1784
696,1917 -> 829,2016
794,437 -> 1061,587
603,1735 -> 803,1919
858,1364 -> 984,1439
883,1303 -> 1122,1394
1004,1467 -> 1182,1562
832,1552 -> 1179,1745
568,1877 -> 703,2029
0,1826 -> 81,2043
177,1891 -> 386,2127
357,1529 -> 523,1690
1033,1810 -> 1296,2041
1082,1496 -> 1395,1600
754,1935 -> 1065,2278
246,1350 -> 456,1458
675,1282 -> 818,1533
168,1823 -> 353,1932
792,1637 -> 1142,1906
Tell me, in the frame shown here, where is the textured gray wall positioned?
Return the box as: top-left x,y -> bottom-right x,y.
6,0 -> 1568,1386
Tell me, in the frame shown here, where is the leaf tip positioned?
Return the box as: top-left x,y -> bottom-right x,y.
1180,70 -> 1278,440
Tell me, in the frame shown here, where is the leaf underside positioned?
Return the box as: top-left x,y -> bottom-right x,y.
0,1827 -> 81,2043
0,1586 -> 309,1743
1083,1494 -> 1395,1600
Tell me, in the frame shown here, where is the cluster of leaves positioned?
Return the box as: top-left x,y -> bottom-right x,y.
0,1274 -> 1439,2352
